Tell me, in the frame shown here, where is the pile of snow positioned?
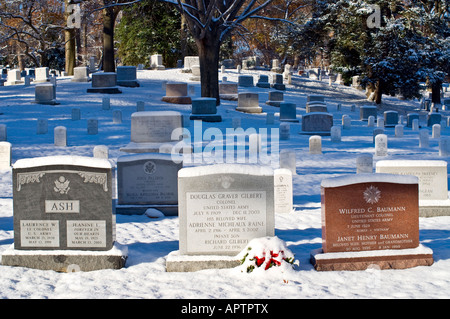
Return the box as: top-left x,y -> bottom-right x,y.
237,236 -> 298,274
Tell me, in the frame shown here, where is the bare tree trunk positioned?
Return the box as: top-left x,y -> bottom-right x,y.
65,29 -> 76,75
374,79 -> 383,104
431,81 -> 442,105
64,0 -> 76,75
102,6 -> 118,72
196,33 -> 220,105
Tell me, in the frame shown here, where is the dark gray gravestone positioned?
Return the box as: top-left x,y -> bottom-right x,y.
12,156 -> 114,251
3,156 -> 126,272
116,153 -> 183,215
300,112 -> 333,136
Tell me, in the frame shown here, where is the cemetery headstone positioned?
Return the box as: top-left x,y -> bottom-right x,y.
5,69 -> 24,86
166,164 -> 275,272
432,124 -> 441,138
330,126 -> 341,143
72,108 -> 81,121
113,110 -> 122,124
183,56 -> 200,72
238,75 -> 254,87
266,112 -> 275,125
280,123 -> 290,140
360,105 -> 377,121
120,111 -> 187,154
136,101 -> 145,112
384,111 -> 399,127
300,112 -> 333,136
279,149 -> 296,175
419,129 -> 429,148
356,153 -> 373,173
256,74 -> 270,88
116,153 -> 182,215
2,155 -> 127,271
271,59 -> 282,73
93,145 -> 109,159
0,124 -> 7,141
407,113 -> 419,127
395,124 -> 404,137
71,67 -> 91,82
34,67 -> 50,83
219,83 -> 238,101
440,137 -> 450,157
274,168 -> 293,214
189,65 -> 201,81
375,134 -> 388,157
161,82 -> 192,104
150,54 -> 165,70
190,98 -> 222,122
311,173 -> 433,270
87,72 -> 122,94
102,96 -> 110,110
54,126 -> 67,147
37,119 -> 48,135
265,91 -> 284,107
116,66 -> 140,87
376,160 -> 450,217
87,119 -> 98,135
34,84 -> 58,105
271,74 -> 285,90
309,135 -> 322,154
236,93 -> 262,113
428,113 -> 442,127
306,102 -> 328,113
279,103 -> 299,122
0,141 -> 11,170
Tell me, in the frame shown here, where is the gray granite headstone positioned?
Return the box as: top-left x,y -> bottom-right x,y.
300,112 -> 333,136
72,67 -> 91,82
116,66 -> 140,87
177,164 -> 275,256
116,153 -> 182,215
87,72 -> 122,94
190,97 -> 221,122
120,111 -> 186,154
360,105 -> 377,121
12,156 -> 115,251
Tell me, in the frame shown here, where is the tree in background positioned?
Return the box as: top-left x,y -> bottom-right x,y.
115,0 -> 195,68
299,0 -> 449,105
0,0 -> 66,69
240,0 -> 313,67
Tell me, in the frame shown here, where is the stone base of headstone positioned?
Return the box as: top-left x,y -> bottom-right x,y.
266,100 -> 283,107
236,105 -> 263,114
161,96 -> 192,104
120,141 -> 192,154
419,200 -> 450,217
271,83 -> 286,90
310,244 -> 433,271
189,114 -> 222,122
87,87 -> 122,94
220,94 -> 238,101
115,203 -> 178,216
166,250 -> 240,272
5,80 -> 24,86
256,82 -> 270,88
117,79 -> 140,87
1,242 -> 127,272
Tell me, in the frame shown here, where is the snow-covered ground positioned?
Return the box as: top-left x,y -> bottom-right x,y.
0,68 -> 449,300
